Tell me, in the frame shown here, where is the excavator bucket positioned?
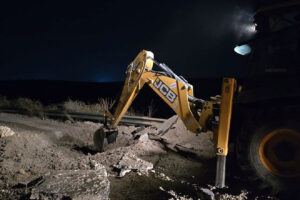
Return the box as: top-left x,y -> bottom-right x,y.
93,50 -> 154,152
93,126 -> 118,152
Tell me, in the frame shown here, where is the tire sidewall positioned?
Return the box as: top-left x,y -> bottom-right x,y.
248,118 -> 300,191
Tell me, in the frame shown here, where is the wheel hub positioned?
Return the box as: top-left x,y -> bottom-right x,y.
259,128 -> 300,177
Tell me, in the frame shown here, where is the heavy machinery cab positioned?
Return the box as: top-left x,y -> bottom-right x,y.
232,1 -> 300,194
235,1 -> 300,104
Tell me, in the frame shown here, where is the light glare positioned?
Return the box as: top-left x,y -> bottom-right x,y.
234,44 -> 251,55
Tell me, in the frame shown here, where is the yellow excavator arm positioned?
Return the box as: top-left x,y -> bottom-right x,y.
98,50 -> 236,188
106,51 -> 217,131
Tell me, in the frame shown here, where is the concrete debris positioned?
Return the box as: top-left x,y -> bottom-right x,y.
89,159 -> 104,170
131,126 -> 145,135
137,133 -> 149,142
159,186 -> 193,200
30,168 -> 110,200
151,115 -> 216,159
156,172 -> 173,182
0,126 -> 15,137
157,115 -> 179,135
114,153 -> 153,177
18,169 -> 26,175
119,168 -> 132,177
13,176 -> 44,189
0,113 -> 281,200
216,190 -> 248,200
200,187 -> 215,200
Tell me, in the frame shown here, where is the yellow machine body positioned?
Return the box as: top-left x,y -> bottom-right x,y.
104,50 -> 235,157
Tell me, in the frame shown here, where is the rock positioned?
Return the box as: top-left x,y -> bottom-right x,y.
138,133 -> 148,142
0,126 -> 15,138
18,169 -> 26,175
13,176 -> 44,189
157,115 -> 178,135
216,190 -> 248,200
131,127 -> 145,135
64,120 -> 72,125
119,168 -> 132,177
114,153 -> 153,177
89,159 -> 103,170
151,115 -> 216,159
199,187 -> 215,200
30,167 -> 110,200
159,186 -> 193,200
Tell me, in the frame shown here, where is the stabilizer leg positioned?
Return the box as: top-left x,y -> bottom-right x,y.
215,155 -> 226,188
215,78 -> 235,188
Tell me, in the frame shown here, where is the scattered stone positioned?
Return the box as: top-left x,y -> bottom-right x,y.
119,168 -> 132,177
216,190 -> 248,200
156,172 -> 173,182
89,159 -> 104,170
157,115 -> 178,135
64,120 -> 72,125
114,153 -> 153,177
200,187 -> 215,200
0,126 -> 15,137
13,176 -> 44,189
131,126 -> 145,135
138,133 -> 148,142
159,186 -> 193,200
18,169 -> 26,175
30,168 -> 110,200
13,181 -> 30,188
151,115 -> 215,159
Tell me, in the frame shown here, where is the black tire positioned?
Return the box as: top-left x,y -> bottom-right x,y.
236,106 -> 300,194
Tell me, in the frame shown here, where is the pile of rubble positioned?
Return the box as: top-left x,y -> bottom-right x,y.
0,113 -> 280,200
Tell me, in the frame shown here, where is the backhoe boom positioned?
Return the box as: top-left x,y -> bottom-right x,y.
96,50 -> 236,188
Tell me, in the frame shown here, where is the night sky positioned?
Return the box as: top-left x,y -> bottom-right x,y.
1,0 -> 256,82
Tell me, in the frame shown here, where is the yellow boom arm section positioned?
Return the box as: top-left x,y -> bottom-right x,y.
102,50 -> 236,188
104,50 -> 235,154
105,50 -> 201,133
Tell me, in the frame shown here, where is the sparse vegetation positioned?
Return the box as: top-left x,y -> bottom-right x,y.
0,95 -> 147,117
0,95 -> 44,117
63,98 -> 115,113
99,98 -> 115,112
0,95 -> 10,109
12,97 -> 45,118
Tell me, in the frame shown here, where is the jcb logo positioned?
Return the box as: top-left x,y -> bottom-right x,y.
153,78 -> 177,103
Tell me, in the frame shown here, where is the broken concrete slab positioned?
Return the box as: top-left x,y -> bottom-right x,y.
151,116 -> 216,159
156,115 -> 178,135
114,153 -> 153,177
30,167 -> 110,200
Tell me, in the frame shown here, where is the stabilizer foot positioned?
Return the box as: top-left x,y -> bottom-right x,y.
215,155 -> 226,188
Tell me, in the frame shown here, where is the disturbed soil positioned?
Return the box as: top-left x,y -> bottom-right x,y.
0,113 -> 281,200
